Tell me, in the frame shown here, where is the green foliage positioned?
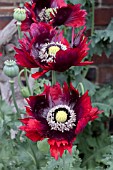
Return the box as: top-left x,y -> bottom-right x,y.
41,146 -> 84,170
77,124 -> 111,169
33,78 -> 51,94
92,84 -> 113,117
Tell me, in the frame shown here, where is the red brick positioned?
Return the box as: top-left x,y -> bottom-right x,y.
0,16 -> 13,29
0,0 -> 21,2
93,53 -> 113,65
0,7 -> 14,15
102,0 -> 113,5
0,2 -> 14,6
98,66 -> 113,84
95,8 -> 113,26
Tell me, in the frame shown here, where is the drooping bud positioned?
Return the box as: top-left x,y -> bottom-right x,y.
13,8 -> 26,22
20,86 -> 30,98
3,60 -> 19,78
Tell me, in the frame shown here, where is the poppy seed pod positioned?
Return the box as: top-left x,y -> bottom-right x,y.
3,60 -> 19,78
13,8 -> 26,22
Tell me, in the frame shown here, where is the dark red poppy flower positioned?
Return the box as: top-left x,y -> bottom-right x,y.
0,52 -> 2,57
15,22 -> 92,79
21,0 -> 86,31
19,82 -> 102,160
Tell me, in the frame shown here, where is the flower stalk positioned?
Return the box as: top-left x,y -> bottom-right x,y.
9,79 -> 20,117
71,27 -> 75,46
52,71 -> 56,86
17,22 -> 23,39
24,67 -> 32,95
16,21 -> 32,96
28,140 -> 40,169
77,82 -> 85,95
91,0 -> 95,36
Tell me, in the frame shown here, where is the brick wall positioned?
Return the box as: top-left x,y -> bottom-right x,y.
0,0 -> 113,84
0,0 -> 24,29
90,0 -> 113,84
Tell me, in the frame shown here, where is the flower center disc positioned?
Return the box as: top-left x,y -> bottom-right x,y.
55,110 -> 67,123
48,46 -> 60,56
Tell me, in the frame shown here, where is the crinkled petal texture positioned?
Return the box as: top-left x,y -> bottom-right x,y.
21,0 -> 86,31
15,23 -> 91,79
52,4 -> 87,27
32,0 -> 66,9
19,82 -> 102,160
21,0 -> 67,31
15,22 -> 56,68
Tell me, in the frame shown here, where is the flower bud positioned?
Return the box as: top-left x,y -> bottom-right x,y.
20,87 -> 30,98
37,139 -> 50,154
13,8 -> 26,22
3,60 -> 19,78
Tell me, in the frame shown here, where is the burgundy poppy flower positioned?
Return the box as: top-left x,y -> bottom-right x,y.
21,0 -> 86,31
0,52 -> 2,57
15,22 -> 92,79
19,82 -> 102,160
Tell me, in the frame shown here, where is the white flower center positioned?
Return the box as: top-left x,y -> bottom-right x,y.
39,7 -> 57,22
39,42 -> 67,63
47,105 -> 76,132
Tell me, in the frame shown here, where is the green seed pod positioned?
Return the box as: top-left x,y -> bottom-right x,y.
13,8 -> 26,22
20,86 -> 30,98
3,60 -> 19,78
37,139 -> 50,154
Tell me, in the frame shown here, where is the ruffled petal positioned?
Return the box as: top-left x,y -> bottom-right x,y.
14,48 -> 38,68
52,4 -> 86,27
19,118 -> 44,142
48,139 -> 73,160
75,91 -> 92,120
30,22 -> 55,44
32,69 -> 49,79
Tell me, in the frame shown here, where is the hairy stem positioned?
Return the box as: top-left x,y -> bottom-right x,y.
91,0 -> 95,36
77,82 -> 85,95
24,68 -> 32,95
17,22 -> 31,95
52,71 -> 56,85
28,140 -> 40,169
71,27 -> 75,47
9,80 -> 19,117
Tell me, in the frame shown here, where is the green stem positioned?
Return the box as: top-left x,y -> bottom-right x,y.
17,23 -> 32,95
77,82 -> 85,95
71,27 -> 75,46
24,68 -> 32,95
28,140 -> 40,169
9,79 -> 20,117
17,21 -> 23,39
52,71 -> 56,85
18,69 -> 24,89
91,0 -> 95,36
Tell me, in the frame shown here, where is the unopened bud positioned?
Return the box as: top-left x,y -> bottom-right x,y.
13,8 -> 26,22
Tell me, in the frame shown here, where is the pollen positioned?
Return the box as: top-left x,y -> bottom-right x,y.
56,110 -> 67,123
48,46 -> 60,56
46,8 -> 56,17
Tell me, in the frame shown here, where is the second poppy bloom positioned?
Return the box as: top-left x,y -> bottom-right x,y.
15,22 -> 92,79
21,0 -> 87,31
